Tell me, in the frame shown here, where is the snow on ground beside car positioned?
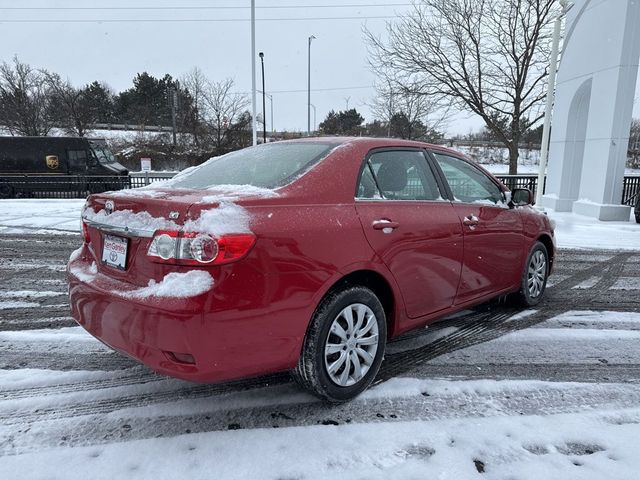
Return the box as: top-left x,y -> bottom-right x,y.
546,209 -> 639,250
0,405 -> 638,480
1,306 -> 640,478
0,199 -> 84,234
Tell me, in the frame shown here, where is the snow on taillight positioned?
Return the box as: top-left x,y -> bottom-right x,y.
147,231 -> 255,266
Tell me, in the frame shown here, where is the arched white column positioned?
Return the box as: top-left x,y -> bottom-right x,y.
541,0 -> 640,220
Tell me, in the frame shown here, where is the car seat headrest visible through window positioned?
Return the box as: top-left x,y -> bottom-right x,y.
376,159 -> 408,192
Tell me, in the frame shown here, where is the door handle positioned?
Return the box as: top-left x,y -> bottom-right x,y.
372,219 -> 400,231
463,214 -> 479,227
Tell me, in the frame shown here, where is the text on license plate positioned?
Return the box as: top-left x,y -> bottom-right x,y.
102,234 -> 128,270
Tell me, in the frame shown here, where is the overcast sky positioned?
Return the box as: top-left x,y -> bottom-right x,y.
0,1 -> 637,136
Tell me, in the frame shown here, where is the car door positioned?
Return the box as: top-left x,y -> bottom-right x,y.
429,151 -> 524,304
355,148 -> 464,319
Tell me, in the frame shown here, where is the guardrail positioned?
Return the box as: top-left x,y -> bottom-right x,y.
1,172 -> 639,206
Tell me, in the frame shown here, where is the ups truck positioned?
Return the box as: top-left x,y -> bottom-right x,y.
0,137 -> 129,198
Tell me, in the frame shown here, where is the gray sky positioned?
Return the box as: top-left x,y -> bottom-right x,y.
0,0 -> 485,135
1,1 -> 637,136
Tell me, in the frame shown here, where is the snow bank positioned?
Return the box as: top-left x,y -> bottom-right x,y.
126,271 -> 213,299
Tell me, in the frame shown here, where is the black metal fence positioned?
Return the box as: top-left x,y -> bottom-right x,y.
1,172 -> 639,206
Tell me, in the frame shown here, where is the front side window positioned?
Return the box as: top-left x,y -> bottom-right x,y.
357,150 -> 442,201
433,153 -> 504,205
166,142 -> 335,189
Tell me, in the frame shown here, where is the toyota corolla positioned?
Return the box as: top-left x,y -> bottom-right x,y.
68,137 -> 555,402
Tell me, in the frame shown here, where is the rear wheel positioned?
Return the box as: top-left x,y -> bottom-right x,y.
292,286 -> 386,403
515,241 -> 549,307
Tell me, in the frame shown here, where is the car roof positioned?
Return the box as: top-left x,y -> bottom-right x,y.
276,136 -> 466,158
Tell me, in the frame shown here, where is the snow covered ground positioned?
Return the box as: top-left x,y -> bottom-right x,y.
0,193 -> 639,479
1,308 -> 640,479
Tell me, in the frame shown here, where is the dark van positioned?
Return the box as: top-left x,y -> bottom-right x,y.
0,137 -> 129,198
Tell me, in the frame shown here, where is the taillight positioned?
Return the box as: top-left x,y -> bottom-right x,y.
82,221 -> 91,244
147,231 -> 255,266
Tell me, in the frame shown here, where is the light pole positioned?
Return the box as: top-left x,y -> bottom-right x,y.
307,35 -> 316,136
259,52 -> 266,143
310,103 -> 316,133
258,90 -> 274,134
250,0 -> 257,146
536,0 -> 573,206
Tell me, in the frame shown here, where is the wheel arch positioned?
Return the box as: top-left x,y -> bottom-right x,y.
318,269 -> 398,339
536,233 -> 555,272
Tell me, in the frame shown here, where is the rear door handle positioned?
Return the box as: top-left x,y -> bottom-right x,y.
372,219 -> 400,231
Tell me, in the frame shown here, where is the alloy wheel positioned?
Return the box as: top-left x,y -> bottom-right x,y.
527,250 -> 547,299
324,303 -> 380,387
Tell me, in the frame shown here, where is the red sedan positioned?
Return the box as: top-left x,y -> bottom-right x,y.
68,138 -> 555,402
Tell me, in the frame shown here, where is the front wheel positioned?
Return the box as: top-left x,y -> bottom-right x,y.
292,286 -> 386,403
515,241 -> 549,307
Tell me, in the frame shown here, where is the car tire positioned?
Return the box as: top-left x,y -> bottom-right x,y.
515,241 -> 549,307
292,286 -> 386,403
635,213 -> 640,224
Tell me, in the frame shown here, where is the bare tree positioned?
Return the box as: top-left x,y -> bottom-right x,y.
0,57 -> 54,136
181,67 -> 210,146
628,118 -> 640,169
201,78 -> 250,152
370,79 -> 451,139
367,0 -> 557,173
44,72 -> 95,137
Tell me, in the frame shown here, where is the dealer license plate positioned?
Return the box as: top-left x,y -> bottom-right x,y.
102,234 -> 128,270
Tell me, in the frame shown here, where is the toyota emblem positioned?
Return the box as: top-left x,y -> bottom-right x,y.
105,200 -> 114,215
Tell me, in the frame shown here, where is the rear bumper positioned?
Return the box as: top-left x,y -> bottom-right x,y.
67,247 -> 304,383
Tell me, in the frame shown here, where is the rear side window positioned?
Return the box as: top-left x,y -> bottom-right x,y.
433,153 -> 504,204
357,150 -> 442,201
166,143 -> 335,189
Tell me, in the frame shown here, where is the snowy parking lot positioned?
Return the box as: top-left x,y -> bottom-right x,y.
0,201 -> 639,479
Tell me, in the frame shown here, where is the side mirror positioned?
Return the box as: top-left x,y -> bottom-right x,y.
511,188 -> 533,206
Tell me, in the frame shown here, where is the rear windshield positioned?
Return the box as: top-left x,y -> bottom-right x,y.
166,142 -> 335,189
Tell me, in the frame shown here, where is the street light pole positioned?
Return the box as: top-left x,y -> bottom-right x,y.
307,35 -> 316,136
251,0 -> 257,146
310,104 -> 316,133
259,52 -> 266,143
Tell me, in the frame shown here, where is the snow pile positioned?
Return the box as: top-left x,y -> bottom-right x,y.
82,208 -> 178,232
126,271 -> 213,299
184,202 -> 251,236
